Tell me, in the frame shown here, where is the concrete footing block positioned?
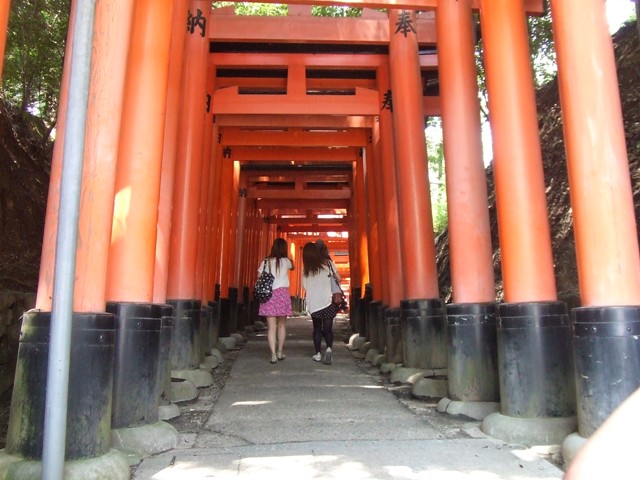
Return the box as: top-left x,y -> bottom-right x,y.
214,341 -> 228,353
348,334 -> 365,351
365,348 -> 379,363
437,397 -> 500,420
0,449 -> 129,480
158,402 -> 181,421
373,354 -> 386,366
218,336 -> 237,350
209,348 -> 224,364
170,378 -> 198,402
481,412 -> 577,446
172,368 -> 214,387
111,421 -> 179,461
561,431 -> 587,467
200,354 -> 220,370
390,367 -> 428,384
380,362 -> 399,373
359,341 -> 371,355
412,376 -> 448,399
230,333 -> 245,345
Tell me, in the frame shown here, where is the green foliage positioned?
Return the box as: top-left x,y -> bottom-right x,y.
2,0 -> 69,133
426,121 -> 448,235
213,2 -> 287,15
475,9 -> 556,122
312,6 -> 362,17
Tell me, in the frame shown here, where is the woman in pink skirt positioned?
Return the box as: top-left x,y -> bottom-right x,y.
257,238 -> 294,363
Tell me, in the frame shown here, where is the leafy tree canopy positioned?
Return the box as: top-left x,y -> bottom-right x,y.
2,0 -> 69,137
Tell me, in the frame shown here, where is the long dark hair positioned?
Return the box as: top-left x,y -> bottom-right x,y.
302,242 -> 324,277
268,238 -> 290,273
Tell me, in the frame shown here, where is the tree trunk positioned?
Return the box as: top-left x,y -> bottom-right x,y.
636,0 -> 640,44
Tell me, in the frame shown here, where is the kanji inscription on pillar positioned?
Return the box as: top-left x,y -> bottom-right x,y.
187,9 -> 207,37
381,89 -> 393,112
394,11 -> 416,37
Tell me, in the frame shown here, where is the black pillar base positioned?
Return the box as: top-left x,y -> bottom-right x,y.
400,298 -> 445,369
351,286 -> 362,334
208,301 -> 220,347
199,306 -> 212,363
367,300 -> 382,350
106,302 -> 163,429
159,305 -> 174,407
228,287 -> 239,334
572,305 -> 640,437
218,297 -> 231,337
496,301 -> 575,418
167,299 -> 201,371
384,307 -> 403,363
5,310 -> 115,460
446,302 -> 499,402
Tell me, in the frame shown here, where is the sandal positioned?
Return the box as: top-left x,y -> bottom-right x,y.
270,353 -> 278,364
277,351 -> 285,360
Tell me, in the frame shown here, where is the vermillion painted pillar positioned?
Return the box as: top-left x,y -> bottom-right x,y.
153,0 -> 188,305
389,9 -> 444,377
225,161 -> 241,334
388,9 -> 439,301
376,65 -> 404,309
207,140 -> 224,302
370,136 -> 390,307
234,173 -> 249,331
103,0 -> 180,453
364,145 -> 382,303
479,0 -> 576,445
364,143 -> 385,357
436,0 -> 499,418
166,0 -> 213,388
550,0 -> 640,463
201,124 -> 218,304
353,159 -> 370,294
4,1 -> 131,472
216,157 -> 234,336
353,157 -> 371,340
0,0 -> 10,78
195,102 -> 214,303
153,0 -> 189,417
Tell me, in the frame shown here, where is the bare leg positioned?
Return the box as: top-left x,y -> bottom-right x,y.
276,316 -> 287,355
266,316 -> 277,357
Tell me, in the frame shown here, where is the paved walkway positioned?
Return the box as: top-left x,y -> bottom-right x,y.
133,315 -> 564,479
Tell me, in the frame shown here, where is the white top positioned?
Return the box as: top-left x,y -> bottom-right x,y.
302,263 -> 336,314
257,257 -> 293,290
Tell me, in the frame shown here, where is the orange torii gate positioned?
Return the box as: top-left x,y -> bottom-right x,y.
1,0 -> 638,478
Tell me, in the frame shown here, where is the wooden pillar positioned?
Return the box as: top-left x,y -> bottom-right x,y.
0,0 -> 10,78
153,0 -> 189,304
376,63 -> 405,307
195,99 -> 214,303
226,161 -> 241,289
353,159 -> 370,292
364,145 -> 383,302
207,140 -> 225,298
437,0 -> 495,303
75,0 -> 135,311
201,124 -> 218,303
370,131 -> 390,306
106,0 -> 173,302
166,0 -> 210,301
550,0 -> 640,306
479,0 -> 556,302
388,9 -> 438,300
216,158 -> 234,298
36,8 -> 75,310
234,174 -> 249,288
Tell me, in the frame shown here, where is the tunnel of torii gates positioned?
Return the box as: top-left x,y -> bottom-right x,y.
0,0 -> 639,476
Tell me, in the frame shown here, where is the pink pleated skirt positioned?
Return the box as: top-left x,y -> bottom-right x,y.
258,287 -> 292,317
